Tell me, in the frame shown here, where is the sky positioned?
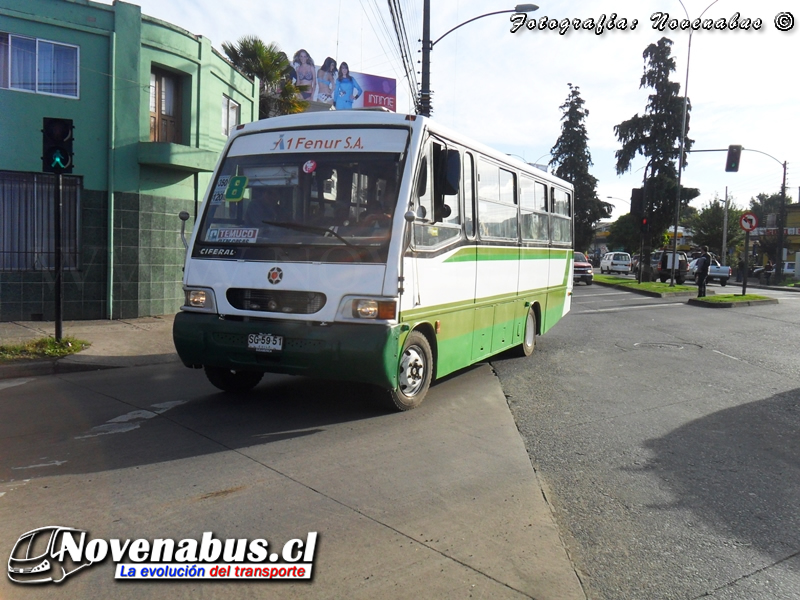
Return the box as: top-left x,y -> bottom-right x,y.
101,0 -> 797,221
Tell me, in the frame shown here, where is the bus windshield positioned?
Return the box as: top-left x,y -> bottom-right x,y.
196,151 -> 403,264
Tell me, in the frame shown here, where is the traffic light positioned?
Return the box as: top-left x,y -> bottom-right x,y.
42,117 -> 74,174
640,216 -> 650,233
630,188 -> 644,216
725,144 -> 742,172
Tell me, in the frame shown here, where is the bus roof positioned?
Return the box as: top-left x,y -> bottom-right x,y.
230,111 -> 572,190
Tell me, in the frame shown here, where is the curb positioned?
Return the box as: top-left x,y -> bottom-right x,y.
594,280 -> 708,298
0,359 -> 118,380
687,297 -> 779,308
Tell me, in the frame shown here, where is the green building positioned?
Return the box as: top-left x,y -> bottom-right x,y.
0,0 -> 258,320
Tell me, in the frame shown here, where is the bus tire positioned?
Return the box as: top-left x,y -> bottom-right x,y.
514,309 -> 536,357
389,331 -> 432,411
204,366 -> 263,392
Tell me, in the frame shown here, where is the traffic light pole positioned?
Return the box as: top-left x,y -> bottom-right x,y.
742,230 -> 750,296
54,174 -> 63,342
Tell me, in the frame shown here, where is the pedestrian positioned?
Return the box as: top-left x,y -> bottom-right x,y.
695,245 -> 710,298
764,260 -> 774,285
736,257 -> 745,283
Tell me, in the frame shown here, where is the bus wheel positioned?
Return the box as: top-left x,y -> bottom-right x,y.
514,309 -> 536,357
204,366 -> 263,392
389,331 -> 432,411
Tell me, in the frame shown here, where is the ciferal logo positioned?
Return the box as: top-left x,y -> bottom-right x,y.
271,134 -> 286,151
267,267 -> 283,285
8,526 -> 93,584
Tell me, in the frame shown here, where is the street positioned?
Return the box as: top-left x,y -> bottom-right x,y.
494,282 -> 800,599
0,356 -> 580,599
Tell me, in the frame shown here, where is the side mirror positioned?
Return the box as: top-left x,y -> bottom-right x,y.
179,211 -> 191,250
443,149 -> 460,196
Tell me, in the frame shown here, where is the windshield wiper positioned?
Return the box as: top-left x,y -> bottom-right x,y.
261,220 -> 362,249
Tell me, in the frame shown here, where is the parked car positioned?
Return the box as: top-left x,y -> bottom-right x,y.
600,252 -> 631,274
573,252 -> 594,285
651,250 -> 690,284
688,258 -> 731,286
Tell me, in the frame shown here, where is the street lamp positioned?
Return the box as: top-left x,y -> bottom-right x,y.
606,195 -> 631,206
418,3 -> 538,116
669,0 -> 720,286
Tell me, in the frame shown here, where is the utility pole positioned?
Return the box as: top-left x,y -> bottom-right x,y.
419,0 -> 431,116
775,161 -> 787,280
721,186 -> 728,266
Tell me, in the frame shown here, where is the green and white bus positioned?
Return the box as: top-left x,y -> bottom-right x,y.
173,110 -> 574,410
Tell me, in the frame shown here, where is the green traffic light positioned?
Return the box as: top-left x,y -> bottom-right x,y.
50,149 -> 68,169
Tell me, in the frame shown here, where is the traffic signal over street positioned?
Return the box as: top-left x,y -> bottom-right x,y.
725,144 -> 742,172
630,188 -> 643,216
42,117 -> 74,174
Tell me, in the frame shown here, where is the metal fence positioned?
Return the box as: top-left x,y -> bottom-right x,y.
0,170 -> 80,271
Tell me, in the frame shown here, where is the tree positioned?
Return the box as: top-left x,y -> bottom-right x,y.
605,214 -> 640,255
748,192 -> 795,262
221,36 -> 306,119
679,205 -> 698,228
613,37 -> 699,246
550,84 -> 611,252
607,213 -> 669,256
688,196 -> 744,258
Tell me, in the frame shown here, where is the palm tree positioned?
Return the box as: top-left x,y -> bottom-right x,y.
221,36 -> 307,118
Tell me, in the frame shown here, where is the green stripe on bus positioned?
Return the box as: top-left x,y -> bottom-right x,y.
443,246 -> 569,263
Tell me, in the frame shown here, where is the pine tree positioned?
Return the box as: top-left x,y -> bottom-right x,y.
614,37 -> 698,242
549,84 -> 610,252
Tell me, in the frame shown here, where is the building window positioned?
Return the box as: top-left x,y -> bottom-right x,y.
222,95 -> 240,136
0,171 -> 80,271
0,32 -> 79,98
150,67 -> 182,143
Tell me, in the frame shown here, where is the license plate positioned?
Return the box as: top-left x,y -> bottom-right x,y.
247,333 -> 283,352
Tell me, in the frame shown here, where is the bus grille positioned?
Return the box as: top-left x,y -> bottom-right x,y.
226,288 -> 327,314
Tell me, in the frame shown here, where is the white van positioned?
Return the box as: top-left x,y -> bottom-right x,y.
600,252 -> 631,274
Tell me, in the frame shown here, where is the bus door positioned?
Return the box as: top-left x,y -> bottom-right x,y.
474,161 -> 520,359
405,140 -> 473,377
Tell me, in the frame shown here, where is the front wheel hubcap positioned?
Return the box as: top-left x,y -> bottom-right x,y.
399,345 -> 426,397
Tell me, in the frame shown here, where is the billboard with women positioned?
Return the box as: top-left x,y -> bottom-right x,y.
292,50 -> 396,112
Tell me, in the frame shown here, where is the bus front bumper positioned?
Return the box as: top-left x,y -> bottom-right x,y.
172,311 -> 400,389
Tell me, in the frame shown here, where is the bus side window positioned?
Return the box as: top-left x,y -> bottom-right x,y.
464,152 -> 475,238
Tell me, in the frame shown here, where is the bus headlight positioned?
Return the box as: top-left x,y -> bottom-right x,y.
343,298 -> 397,321
183,287 -> 217,312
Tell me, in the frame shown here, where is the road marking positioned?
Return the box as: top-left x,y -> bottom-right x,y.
0,378 -> 33,391
12,460 -> 67,470
713,350 -> 741,361
578,291 -> 632,296
587,303 -> 686,313
74,401 -> 189,439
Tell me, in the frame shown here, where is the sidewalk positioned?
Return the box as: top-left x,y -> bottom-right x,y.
740,276 -> 800,292
0,314 -> 179,379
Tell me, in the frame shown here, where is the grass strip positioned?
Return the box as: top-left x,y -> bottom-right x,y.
0,336 -> 90,363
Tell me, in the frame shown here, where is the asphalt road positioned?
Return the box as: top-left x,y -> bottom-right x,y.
493,282 -> 800,600
0,360 -> 582,599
